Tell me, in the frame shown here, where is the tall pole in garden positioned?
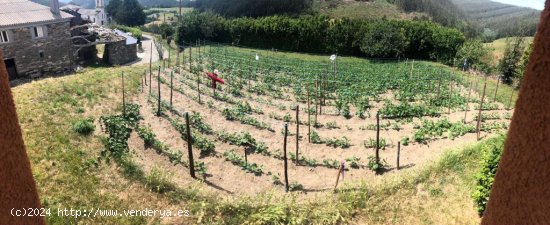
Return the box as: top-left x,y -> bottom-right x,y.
170,71 -> 174,107
494,76 -> 500,102
157,66 -> 161,117
122,71 -> 126,115
476,82 -> 487,140
464,80 -> 473,123
397,141 -> 401,170
185,112 -> 196,179
283,124 -> 289,192
307,89 -> 311,143
376,111 -> 380,164
448,80 -> 453,114
295,105 -> 300,165
149,42 -> 152,79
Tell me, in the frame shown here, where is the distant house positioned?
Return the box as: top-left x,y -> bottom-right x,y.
0,0 -> 74,80
61,0 -> 107,26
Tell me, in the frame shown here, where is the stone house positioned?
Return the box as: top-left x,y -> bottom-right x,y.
0,0 -> 74,80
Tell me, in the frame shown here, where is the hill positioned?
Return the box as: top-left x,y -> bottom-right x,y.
313,0 -> 425,20
451,0 -> 540,39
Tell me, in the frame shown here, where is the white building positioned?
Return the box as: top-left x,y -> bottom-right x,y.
61,0 -> 106,25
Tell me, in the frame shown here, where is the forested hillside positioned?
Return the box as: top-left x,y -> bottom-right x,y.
450,0 -> 540,39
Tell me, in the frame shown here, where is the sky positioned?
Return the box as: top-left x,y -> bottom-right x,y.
491,0 -> 545,10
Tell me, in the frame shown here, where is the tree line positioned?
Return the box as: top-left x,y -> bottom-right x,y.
174,11 -> 465,62
192,0 -> 312,18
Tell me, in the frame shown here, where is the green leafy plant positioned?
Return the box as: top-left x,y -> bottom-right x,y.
367,156 -> 386,174
472,135 -> 505,216
72,118 -> 95,135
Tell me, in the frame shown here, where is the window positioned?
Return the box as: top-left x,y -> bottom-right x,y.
39,51 -> 44,58
31,26 -> 46,38
0,30 -> 9,43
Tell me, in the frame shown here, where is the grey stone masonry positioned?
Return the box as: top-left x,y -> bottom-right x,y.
0,21 -> 73,78
104,40 -> 137,65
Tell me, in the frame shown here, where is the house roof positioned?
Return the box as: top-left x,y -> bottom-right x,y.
113,29 -> 137,45
0,0 -> 74,28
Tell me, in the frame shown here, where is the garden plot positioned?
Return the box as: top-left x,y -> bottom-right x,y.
124,45 -> 513,196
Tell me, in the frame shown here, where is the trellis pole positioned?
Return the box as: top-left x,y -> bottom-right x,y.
295,105 -> 300,165
476,82 -> 487,140
157,66 -> 161,117
464,80 -> 473,123
283,124 -> 289,192
494,76 -> 500,102
307,88 -> 311,143
376,111 -> 380,165
170,71 -> 174,107
185,112 -> 196,179
122,72 -> 126,115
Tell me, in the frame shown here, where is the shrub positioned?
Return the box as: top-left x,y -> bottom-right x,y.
72,118 -> 95,135
472,135 -> 505,216
137,125 -> 156,147
310,130 -> 323,144
367,156 -> 386,174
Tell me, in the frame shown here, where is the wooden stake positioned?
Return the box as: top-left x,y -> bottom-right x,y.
122,72 -> 126,115
141,71 -> 144,93
144,69 -> 147,85
170,71 -> 174,107
295,105 -> 300,165
168,45 -> 171,68
334,163 -> 343,191
464,81 -> 473,123
283,124 -> 289,192
307,89 -> 311,143
244,148 -> 248,164
185,112 -> 196,179
494,76 -> 500,102
476,82 -> 487,140
157,67 -> 161,116
376,111 -> 380,164
149,41 -> 152,78
448,80 -> 453,114
189,46 -> 192,71
397,141 -> 401,170
149,66 -> 152,94
436,77 -> 441,99
197,72 -> 201,104
315,81 -> 318,126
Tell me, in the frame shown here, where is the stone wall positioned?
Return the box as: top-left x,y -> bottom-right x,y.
104,40 -> 137,65
0,21 -> 73,78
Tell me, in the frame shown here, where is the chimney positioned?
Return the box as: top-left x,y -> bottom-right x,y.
50,0 -> 60,15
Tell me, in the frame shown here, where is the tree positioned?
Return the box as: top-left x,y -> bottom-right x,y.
112,0 -> 146,26
499,38 -> 525,85
456,39 -> 491,72
515,42 -> 533,88
360,21 -> 407,58
106,0 -> 122,20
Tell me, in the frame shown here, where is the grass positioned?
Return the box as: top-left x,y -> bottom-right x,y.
484,37 -> 534,65
12,62 -> 190,224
